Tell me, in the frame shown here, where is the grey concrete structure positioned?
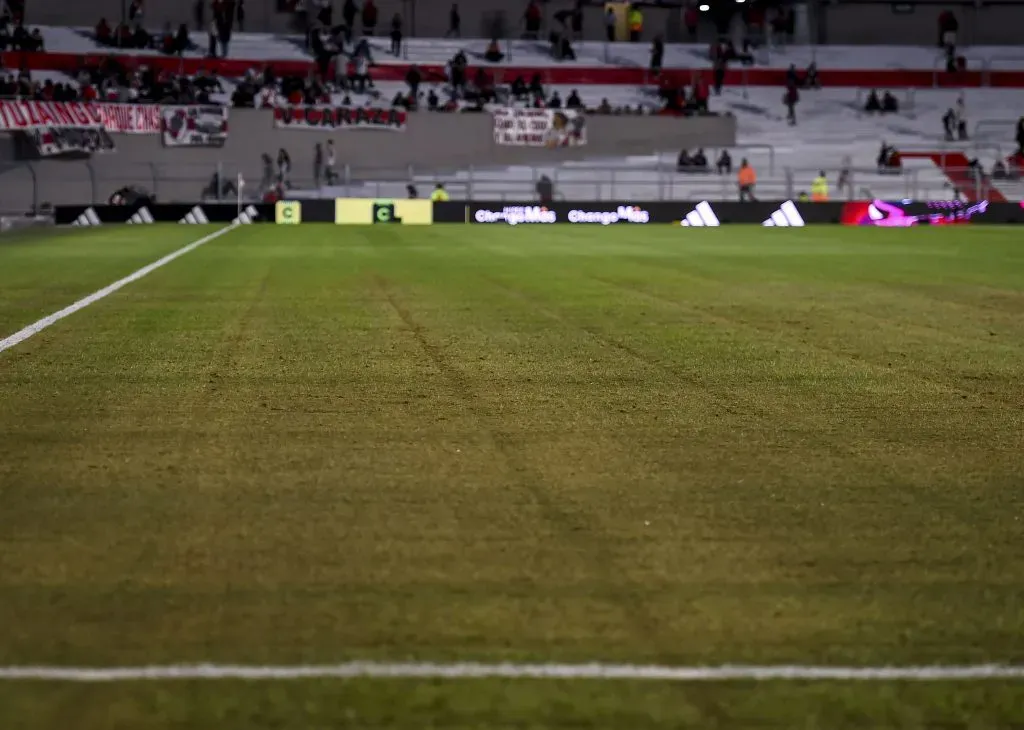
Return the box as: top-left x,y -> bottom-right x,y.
0,109 -> 735,210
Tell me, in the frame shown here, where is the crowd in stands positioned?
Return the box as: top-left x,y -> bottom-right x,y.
0,7 -> 43,51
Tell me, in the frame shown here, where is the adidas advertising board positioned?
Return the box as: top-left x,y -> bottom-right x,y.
53,201 -> 1024,227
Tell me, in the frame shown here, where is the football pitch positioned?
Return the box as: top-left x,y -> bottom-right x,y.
0,224 -> 1022,729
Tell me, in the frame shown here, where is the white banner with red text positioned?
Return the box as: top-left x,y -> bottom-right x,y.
0,100 -> 162,133
493,108 -> 587,148
273,106 -> 407,131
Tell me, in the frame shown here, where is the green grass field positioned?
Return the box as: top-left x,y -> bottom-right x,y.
0,224 -> 1022,729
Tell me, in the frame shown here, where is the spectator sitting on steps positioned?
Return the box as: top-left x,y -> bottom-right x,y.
864,89 -> 881,113
427,87 -> 439,110
877,141 -> 901,173
677,148 -> 693,170
548,91 -> 562,108
692,148 -> 708,169
882,91 -> 899,113
202,171 -> 237,200
805,62 -> 820,89
484,38 -> 504,63
716,149 -> 732,174
566,89 -> 582,109
536,174 -> 554,204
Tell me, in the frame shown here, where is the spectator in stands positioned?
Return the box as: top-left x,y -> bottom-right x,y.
784,84 -> 798,126
737,159 -> 757,200
992,159 -> 1007,180
174,23 -> 190,55
628,3 -> 643,41
484,38 -> 504,63
877,141 -> 900,173
716,149 -> 732,174
786,64 -> 800,89
524,0 -> 542,40
1016,116 -> 1024,155
217,4 -> 232,56
362,0 -> 377,35
277,148 -> 292,187
650,36 -> 664,77
132,22 -> 150,50
597,98 -> 611,114
95,17 -> 112,44
128,0 -> 143,23
549,27 -> 573,61
405,64 -> 421,99
566,90 -> 582,109
536,174 -> 554,204
529,72 -> 544,99
864,89 -> 881,113
237,0 -> 245,30
548,91 -> 562,109
955,94 -> 967,137
605,6 -> 616,42
446,4 -> 461,37
447,51 -> 467,94
692,148 -> 708,170
390,12 -> 402,56
510,75 -> 527,100
882,91 -> 898,113
427,88 -> 439,109
684,2 -> 698,39
712,52 -> 725,95
207,19 -> 218,57
938,10 -> 957,49
802,62 -> 819,88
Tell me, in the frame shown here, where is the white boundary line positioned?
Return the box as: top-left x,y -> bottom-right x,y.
0,224 -> 237,356
0,662 -> 1022,682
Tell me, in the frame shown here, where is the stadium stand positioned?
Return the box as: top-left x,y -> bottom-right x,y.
2,0 -> 1024,211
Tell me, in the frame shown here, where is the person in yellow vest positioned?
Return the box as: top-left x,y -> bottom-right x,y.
810,171 -> 829,201
798,191 -> 810,202
430,183 -> 450,202
627,5 -> 643,42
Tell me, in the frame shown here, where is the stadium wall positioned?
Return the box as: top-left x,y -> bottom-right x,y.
0,111 -> 735,210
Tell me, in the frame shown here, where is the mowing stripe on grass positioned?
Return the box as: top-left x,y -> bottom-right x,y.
0,224 -> 237,356
0,662 -> 1022,682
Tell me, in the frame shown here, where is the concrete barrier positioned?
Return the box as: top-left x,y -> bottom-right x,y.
0,109 -> 736,210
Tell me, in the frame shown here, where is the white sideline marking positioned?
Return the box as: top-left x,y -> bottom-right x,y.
0,662 -> 1022,682
0,224 -> 237,356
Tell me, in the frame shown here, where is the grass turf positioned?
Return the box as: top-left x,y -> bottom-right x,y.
0,224 -> 1022,728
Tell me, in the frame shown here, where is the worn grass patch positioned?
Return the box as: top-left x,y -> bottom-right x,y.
0,224 -> 1022,728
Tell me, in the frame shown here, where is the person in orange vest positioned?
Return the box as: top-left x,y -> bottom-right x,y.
737,158 -> 757,201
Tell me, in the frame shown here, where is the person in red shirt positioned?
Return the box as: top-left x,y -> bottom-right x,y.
362,0 -> 378,36
684,3 -> 698,39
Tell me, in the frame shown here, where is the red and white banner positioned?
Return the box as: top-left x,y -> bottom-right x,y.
273,105 -> 407,131
162,105 -> 229,147
493,108 -> 587,148
0,100 -> 161,134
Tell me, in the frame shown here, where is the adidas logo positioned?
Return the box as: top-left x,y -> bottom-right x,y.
762,200 -> 805,227
70,207 -> 101,226
179,206 -> 210,225
233,205 -> 259,224
126,207 -> 154,225
679,201 -> 720,227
